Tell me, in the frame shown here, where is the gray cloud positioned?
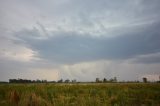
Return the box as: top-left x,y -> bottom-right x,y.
132,52 -> 160,64
16,21 -> 160,64
1,0 -> 160,81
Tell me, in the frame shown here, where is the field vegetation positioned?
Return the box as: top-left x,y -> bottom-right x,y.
0,83 -> 160,106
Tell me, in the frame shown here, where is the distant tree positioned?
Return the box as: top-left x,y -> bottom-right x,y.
143,77 -> 147,83
9,79 -> 32,83
113,77 -> 117,82
96,78 -> 100,83
64,79 -> 70,83
72,79 -> 76,83
57,79 -> 63,83
36,79 -> 41,83
9,79 -> 13,83
109,77 -> 117,83
103,78 -> 107,83
42,80 -> 47,83
109,78 -> 113,82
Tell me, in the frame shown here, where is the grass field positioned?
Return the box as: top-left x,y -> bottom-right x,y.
0,83 -> 160,106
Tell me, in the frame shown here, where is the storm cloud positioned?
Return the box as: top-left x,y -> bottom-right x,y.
15,21 -> 160,64
0,0 -> 160,81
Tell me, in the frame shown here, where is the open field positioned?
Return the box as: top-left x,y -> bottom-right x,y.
0,83 -> 160,106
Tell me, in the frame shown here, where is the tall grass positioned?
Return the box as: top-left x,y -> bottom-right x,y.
0,83 -> 160,106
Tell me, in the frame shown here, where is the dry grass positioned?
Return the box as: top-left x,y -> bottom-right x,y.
0,83 -> 160,106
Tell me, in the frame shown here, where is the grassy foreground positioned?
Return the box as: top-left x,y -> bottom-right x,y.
0,83 -> 160,106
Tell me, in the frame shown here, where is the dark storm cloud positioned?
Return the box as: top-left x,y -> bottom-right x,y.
16,21 -> 160,64
134,55 -> 160,64
1,0 -> 160,81
132,52 -> 160,64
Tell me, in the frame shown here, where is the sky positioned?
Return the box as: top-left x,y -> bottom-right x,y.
0,0 -> 160,82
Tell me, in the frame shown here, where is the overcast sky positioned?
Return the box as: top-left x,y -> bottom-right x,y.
0,0 -> 160,82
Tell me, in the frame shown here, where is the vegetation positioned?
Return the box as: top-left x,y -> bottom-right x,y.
0,83 -> 160,106
9,79 -> 47,83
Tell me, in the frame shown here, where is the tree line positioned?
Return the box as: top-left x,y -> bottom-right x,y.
8,76 -> 160,83
9,79 -> 47,83
8,77 -> 118,83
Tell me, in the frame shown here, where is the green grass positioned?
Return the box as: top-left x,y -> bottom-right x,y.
0,83 -> 160,106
